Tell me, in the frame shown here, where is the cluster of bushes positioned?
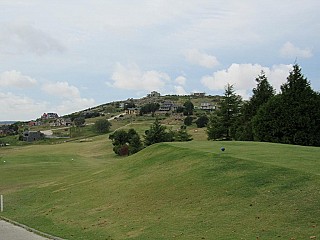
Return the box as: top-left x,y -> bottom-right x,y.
109,119 -> 192,156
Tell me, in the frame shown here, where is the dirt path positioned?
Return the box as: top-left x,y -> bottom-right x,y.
0,220 -> 50,240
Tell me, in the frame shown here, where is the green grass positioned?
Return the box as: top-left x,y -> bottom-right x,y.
0,139 -> 319,239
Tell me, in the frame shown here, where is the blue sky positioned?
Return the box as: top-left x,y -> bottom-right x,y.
1,0 -> 319,121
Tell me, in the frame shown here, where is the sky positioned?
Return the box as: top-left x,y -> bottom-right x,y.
0,0 -> 319,121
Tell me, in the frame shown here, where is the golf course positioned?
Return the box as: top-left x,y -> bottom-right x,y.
0,133 -> 319,239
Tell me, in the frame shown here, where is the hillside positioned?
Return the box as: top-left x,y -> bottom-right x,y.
0,138 -> 319,239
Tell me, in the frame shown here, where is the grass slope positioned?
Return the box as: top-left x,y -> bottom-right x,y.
0,139 -> 319,239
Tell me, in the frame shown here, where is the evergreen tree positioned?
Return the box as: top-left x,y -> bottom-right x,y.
207,84 -> 242,140
144,119 -> 173,146
183,100 -> 194,116
235,71 -> 275,140
253,64 -> 320,146
174,126 -> 193,142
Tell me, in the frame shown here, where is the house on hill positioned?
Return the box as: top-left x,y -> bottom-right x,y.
192,92 -> 206,97
41,112 -> 59,120
200,102 -> 216,111
147,91 -> 161,98
125,107 -> 140,115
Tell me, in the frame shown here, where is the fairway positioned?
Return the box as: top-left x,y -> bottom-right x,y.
0,138 -> 319,239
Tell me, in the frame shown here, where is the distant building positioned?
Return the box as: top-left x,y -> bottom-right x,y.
200,102 -> 215,111
192,92 -> 206,97
41,113 -> 59,120
23,131 -> 44,142
50,118 -> 72,127
159,102 -> 174,112
125,107 -> 140,115
147,91 -> 161,98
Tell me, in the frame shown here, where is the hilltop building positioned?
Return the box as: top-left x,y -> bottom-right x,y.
41,113 -> 59,119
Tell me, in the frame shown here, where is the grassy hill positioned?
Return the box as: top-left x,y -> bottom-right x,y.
0,138 -> 319,239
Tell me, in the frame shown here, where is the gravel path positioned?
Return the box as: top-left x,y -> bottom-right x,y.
0,220 -> 50,240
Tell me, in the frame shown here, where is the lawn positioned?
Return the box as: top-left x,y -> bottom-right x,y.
0,138 -> 319,239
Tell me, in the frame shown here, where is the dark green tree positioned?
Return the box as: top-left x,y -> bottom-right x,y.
207,115 -> 225,140
93,119 -> 111,134
184,116 -> 193,126
235,71 -> 275,140
195,115 -> 209,128
183,100 -> 194,116
207,84 -> 242,140
253,64 -> 320,146
109,129 -> 143,156
144,119 -> 173,146
174,126 -> 193,141
139,103 -> 160,115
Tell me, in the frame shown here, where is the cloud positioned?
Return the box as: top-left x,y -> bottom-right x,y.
201,63 -> 293,99
0,92 -> 47,121
184,49 -> 219,68
175,76 -> 186,86
42,81 -> 95,115
42,81 -> 80,99
0,70 -> 37,88
109,63 -> 170,91
280,42 -> 313,59
55,98 -> 96,116
174,85 -> 188,95
0,23 -> 65,55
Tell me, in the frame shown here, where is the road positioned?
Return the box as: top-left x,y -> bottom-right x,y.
0,220 -> 50,240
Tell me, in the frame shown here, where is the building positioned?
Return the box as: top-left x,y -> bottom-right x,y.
41,113 -> 59,120
147,91 -> 161,98
23,131 -> 44,142
200,102 -> 215,111
125,107 -> 140,115
192,92 -> 206,97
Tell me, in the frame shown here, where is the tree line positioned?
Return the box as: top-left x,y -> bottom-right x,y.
207,64 -> 320,146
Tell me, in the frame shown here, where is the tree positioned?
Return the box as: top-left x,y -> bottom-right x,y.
235,71 -> 275,140
109,129 -> 143,156
174,126 -> 193,141
74,117 -> 85,127
93,119 -> 111,134
253,64 -> 320,146
183,100 -> 194,116
184,116 -> 193,126
139,103 -> 160,115
207,115 -> 225,140
144,119 -> 173,146
195,115 -> 209,128
207,84 -> 242,140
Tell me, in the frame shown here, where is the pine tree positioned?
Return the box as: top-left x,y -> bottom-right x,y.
207,84 -> 242,140
253,64 -> 320,146
144,119 -> 172,146
235,71 -> 275,140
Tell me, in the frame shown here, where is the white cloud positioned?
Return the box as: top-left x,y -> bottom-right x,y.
0,23 -> 65,55
174,85 -> 188,95
110,63 -> 170,91
0,70 -> 37,88
0,92 -> 47,121
55,98 -> 95,116
175,76 -> 186,86
42,81 -> 95,115
280,42 -> 313,59
201,63 -> 293,99
42,82 -> 80,99
184,49 -> 219,68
